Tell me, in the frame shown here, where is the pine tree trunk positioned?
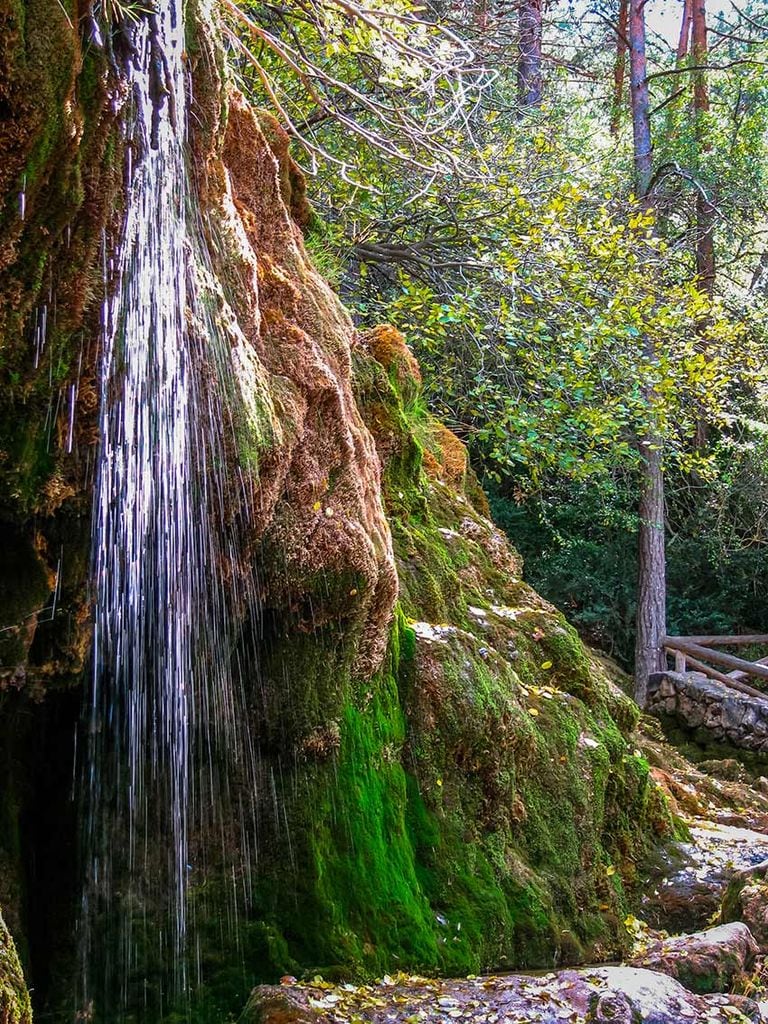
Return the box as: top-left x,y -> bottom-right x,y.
518,0 -> 543,107
610,0 -> 630,136
629,0 -> 652,195
634,438 -> 667,706
628,0 -> 666,704
692,0 -> 715,295
677,0 -> 693,61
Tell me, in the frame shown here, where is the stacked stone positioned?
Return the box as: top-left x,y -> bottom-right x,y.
648,672 -> 768,752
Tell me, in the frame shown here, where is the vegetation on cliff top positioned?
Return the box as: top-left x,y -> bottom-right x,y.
226,0 -> 768,688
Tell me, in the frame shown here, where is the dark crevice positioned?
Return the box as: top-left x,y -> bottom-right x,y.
11,687 -> 81,1021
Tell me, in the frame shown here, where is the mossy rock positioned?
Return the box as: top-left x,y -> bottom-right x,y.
207,332 -> 678,1004
0,912 -> 31,1024
242,987 -> 318,1024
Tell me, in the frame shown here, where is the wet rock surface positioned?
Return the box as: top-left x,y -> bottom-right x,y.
641,820 -> 768,932
244,968 -> 763,1023
0,912 -> 31,1024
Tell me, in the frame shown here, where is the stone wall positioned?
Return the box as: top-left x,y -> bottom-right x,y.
648,672 -> 768,753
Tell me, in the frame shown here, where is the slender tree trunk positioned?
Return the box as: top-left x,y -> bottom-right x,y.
629,0 -> 666,704
518,0 -> 543,107
629,0 -> 652,195
692,0 -> 715,295
677,0 -> 693,62
610,0 -> 630,136
634,437 -> 667,705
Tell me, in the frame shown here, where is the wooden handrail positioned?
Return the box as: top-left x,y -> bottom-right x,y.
664,636 -> 768,681
663,647 -> 768,701
672,634 -> 768,647
730,656 -> 768,683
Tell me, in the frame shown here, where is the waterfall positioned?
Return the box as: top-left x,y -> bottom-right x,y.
80,5 -> 260,1018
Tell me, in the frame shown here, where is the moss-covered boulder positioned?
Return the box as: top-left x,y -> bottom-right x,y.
721,859 -> 768,950
631,922 -> 758,994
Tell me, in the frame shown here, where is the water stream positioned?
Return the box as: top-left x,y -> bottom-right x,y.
80,5 -> 260,1018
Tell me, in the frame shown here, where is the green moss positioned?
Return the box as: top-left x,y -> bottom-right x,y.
0,912 -> 31,1024
245,611 -> 441,976
398,624 -> 669,967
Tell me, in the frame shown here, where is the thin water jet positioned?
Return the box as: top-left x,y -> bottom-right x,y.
80,5 -> 262,1019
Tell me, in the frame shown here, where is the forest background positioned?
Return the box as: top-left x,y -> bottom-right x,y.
223,0 -> 768,691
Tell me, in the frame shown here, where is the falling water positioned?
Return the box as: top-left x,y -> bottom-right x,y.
80,4 -> 260,1018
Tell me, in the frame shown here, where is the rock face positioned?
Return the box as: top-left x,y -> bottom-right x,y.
242,969 -> 763,1024
0,4 -> 674,1020
647,672 -> 768,753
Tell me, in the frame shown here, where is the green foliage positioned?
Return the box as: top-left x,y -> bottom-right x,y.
489,433 -> 768,670
226,0 -> 768,489
223,0 -> 768,665
95,0 -> 154,25
384,192 -> 758,484
222,0 -> 484,178
652,37 -> 768,293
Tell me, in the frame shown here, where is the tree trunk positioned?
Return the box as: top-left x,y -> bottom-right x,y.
628,0 -> 666,703
610,0 -> 630,136
629,0 -> 652,196
677,0 -> 692,62
692,0 -> 715,295
634,437 -> 667,705
518,0 -> 543,107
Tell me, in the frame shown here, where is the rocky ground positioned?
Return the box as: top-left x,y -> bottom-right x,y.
244,717 -> 768,1023
244,967 -> 764,1024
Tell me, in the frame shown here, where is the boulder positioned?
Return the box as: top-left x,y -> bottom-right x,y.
630,921 -> 758,993
722,859 -> 768,949
699,759 -> 748,783
242,986 -> 319,1024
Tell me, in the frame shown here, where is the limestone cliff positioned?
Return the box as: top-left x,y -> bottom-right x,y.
0,4 -> 673,1020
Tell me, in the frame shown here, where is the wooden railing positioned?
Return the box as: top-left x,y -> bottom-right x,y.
663,634 -> 768,700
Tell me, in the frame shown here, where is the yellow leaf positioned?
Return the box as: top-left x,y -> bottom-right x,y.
528,707 -> 539,717
541,660 -> 553,670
